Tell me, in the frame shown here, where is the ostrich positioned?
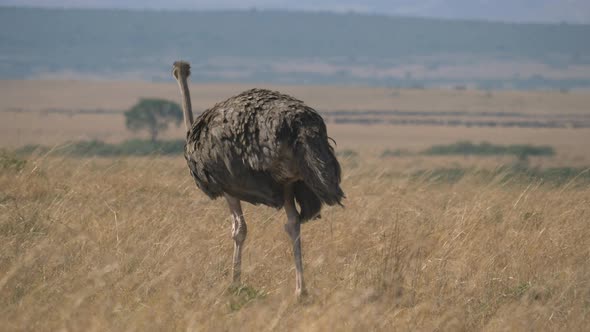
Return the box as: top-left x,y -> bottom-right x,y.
172,61 -> 344,297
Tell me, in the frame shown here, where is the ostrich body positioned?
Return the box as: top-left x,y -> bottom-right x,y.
172,61 -> 344,297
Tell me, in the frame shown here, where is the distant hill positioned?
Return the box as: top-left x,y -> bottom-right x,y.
2,0 -> 590,24
1,7 -> 589,88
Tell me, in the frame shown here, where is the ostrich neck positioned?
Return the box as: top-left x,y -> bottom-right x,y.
177,76 -> 194,132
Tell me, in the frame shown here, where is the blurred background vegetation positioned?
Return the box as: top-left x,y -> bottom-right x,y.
1,7 -> 589,89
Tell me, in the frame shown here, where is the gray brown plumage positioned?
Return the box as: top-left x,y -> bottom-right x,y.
185,87 -> 344,219
172,60 -> 344,297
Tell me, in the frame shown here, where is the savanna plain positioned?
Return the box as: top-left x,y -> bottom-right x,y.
1,80 -> 590,331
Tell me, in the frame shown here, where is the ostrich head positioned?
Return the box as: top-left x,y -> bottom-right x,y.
172,61 -> 191,80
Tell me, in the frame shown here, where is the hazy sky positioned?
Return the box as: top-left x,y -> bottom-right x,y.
1,0 -> 589,23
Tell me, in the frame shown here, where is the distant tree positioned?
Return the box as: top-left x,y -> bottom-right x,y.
124,98 -> 183,142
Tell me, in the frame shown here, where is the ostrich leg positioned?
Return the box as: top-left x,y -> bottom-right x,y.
225,195 -> 247,285
283,183 -> 306,297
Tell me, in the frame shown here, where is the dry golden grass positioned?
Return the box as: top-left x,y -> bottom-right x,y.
1,155 -> 589,331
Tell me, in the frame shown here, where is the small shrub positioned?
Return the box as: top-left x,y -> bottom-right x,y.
116,139 -> 185,156
0,150 -> 27,171
422,141 -> 555,158
15,144 -> 49,155
16,140 -> 185,157
381,149 -> 412,158
227,284 -> 267,311
410,166 -> 590,186
412,168 -> 467,183
336,149 -> 358,158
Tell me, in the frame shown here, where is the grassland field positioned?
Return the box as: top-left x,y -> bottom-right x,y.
1,80 -> 590,159
1,80 -> 590,331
